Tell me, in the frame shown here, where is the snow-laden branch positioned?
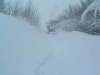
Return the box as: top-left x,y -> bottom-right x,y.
81,0 -> 100,22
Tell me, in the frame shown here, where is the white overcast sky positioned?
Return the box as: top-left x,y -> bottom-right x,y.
5,0 -> 81,27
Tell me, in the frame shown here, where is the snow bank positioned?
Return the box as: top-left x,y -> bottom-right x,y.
0,13 -> 99,75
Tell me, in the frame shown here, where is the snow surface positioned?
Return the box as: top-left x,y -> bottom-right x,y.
0,13 -> 100,75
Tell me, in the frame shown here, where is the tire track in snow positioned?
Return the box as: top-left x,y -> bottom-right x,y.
35,49 -> 54,75
35,34 -> 65,75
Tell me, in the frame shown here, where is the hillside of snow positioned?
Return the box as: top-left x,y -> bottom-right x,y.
0,13 -> 100,75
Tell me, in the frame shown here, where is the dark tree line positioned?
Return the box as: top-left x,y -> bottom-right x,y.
0,0 -> 40,26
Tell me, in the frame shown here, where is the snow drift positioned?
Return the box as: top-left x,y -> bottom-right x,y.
0,13 -> 100,75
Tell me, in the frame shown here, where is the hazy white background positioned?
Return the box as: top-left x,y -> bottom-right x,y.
5,0 -> 81,27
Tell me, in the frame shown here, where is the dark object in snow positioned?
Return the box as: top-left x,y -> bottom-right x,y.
48,29 -> 54,32
47,28 -> 56,34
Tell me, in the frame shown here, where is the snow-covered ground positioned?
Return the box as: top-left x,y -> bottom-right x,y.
0,13 -> 100,75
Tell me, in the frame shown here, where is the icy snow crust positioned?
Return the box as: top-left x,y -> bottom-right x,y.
0,13 -> 100,75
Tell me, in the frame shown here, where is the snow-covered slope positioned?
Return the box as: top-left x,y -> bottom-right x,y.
0,13 -> 100,75
0,13 -> 55,75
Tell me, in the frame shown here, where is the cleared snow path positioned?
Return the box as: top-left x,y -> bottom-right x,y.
36,34 -> 64,75
36,31 -> 100,75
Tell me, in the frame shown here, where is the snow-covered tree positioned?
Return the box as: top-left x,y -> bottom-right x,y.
23,0 -> 40,26
81,0 -> 100,22
12,1 -> 22,17
0,0 -> 5,13
6,2 -> 13,15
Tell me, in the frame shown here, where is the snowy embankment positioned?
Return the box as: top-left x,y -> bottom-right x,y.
0,13 -> 100,75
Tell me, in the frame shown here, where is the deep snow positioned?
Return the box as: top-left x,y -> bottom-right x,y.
0,13 -> 100,75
